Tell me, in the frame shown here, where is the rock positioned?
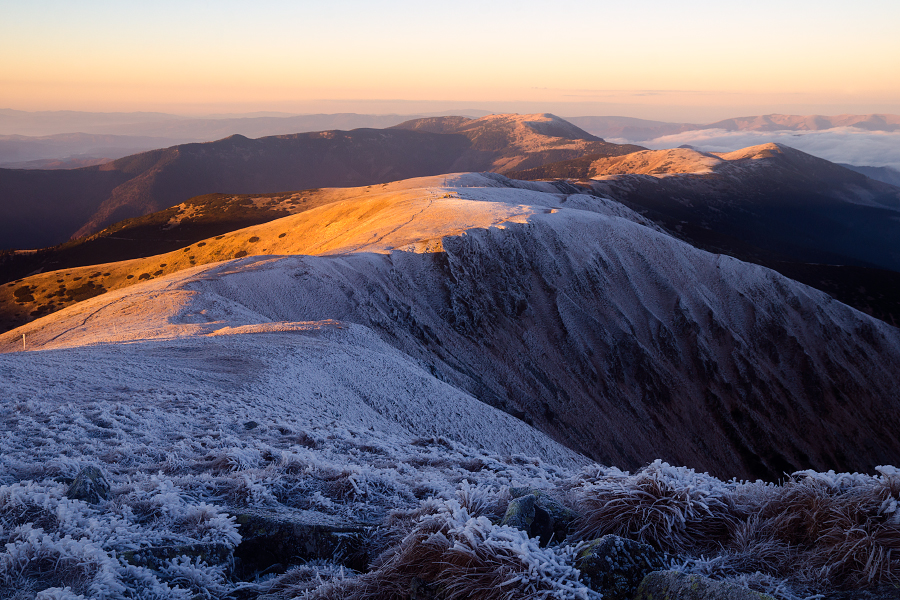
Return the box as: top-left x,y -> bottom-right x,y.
634,570 -> 777,600
501,490 -> 579,545
230,508 -> 369,577
575,535 -> 668,599
501,495 -> 548,541
243,420 -> 259,430
121,543 -> 232,572
65,466 -> 110,504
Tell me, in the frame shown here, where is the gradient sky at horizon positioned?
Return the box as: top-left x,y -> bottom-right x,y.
2,0 -> 899,121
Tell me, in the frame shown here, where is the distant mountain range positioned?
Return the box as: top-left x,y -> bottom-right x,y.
0,111 -> 477,169
3,109 -> 897,170
3,114 -> 900,327
0,114 -> 640,250
840,163 -> 900,187
512,143 -> 900,270
3,145 -> 900,332
0,132 -> 194,168
568,113 -> 900,142
0,108 -> 465,138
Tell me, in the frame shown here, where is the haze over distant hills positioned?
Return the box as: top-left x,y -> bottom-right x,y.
839,163 -> 900,187
5,110 -> 899,172
568,113 -> 900,141
0,108 -> 490,138
0,132 -> 194,169
0,111 -> 476,169
569,114 -> 900,173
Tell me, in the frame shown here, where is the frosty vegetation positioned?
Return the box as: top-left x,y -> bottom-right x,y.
2,174 -> 899,598
2,397 -> 899,600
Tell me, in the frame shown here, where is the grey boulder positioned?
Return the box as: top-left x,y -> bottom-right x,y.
634,570 -> 776,600
575,535 -> 668,599
65,466 -> 110,504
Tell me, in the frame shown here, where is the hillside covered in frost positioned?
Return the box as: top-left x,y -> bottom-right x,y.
1,173 -> 899,598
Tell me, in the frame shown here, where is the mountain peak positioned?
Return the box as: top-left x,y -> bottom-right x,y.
394,112 -> 602,143
714,142 -> 786,161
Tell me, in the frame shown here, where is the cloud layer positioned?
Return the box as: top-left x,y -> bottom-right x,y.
617,127 -> 900,169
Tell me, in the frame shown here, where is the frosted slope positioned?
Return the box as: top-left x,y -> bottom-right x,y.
589,147 -> 724,177
0,321 -> 583,468
0,172 -> 656,334
5,177 -> 900,479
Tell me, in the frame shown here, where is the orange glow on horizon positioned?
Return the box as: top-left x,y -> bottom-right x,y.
2,1 -> 899,120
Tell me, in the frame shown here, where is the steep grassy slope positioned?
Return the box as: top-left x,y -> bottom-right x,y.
0,189 -> 339,285
0,167 -> 132,250
0,176 -> 538,332
591,144 -> 900,271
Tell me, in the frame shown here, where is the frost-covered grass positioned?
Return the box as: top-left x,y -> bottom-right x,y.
3,416 -> 899,600
1,171 -> 899,597
565,461 -> 900,598
311,500 -> 602,600
1,340 -> 898,599
0,479 -> 235,599
0,389 -> 576,598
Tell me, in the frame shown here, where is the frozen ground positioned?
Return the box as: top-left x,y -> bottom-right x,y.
1,173 -> 899,598
4,174 -> 898,479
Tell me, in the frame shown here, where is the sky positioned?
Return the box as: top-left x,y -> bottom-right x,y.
2,0 -> 900,121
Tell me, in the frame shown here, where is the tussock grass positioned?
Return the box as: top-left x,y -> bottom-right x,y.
2,397 -> 899,599
567,461 -> 900,594
569,460 -> 737,554
310,501 -> 600,600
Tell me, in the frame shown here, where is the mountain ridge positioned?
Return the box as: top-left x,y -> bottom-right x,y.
568,113 -> 900,141
3,173 -> 898,481
0,114 -> 641,251
510,143 -> 900,273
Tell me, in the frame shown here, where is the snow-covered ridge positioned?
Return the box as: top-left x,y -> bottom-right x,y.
0,173 -> 657,335
3,173 -> 898,482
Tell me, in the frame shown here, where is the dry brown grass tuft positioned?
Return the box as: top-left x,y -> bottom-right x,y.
308,501 -> 598,600
752,470 -> 900,589
570,461 -> 736,554
567,464 -> 900,592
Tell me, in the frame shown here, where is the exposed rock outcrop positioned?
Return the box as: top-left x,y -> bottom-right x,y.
576,535 -> 669,599
230,508 -> 370,576
65,466 -> 110,504
500,488 -> 578,546
635,570 -> 777,600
